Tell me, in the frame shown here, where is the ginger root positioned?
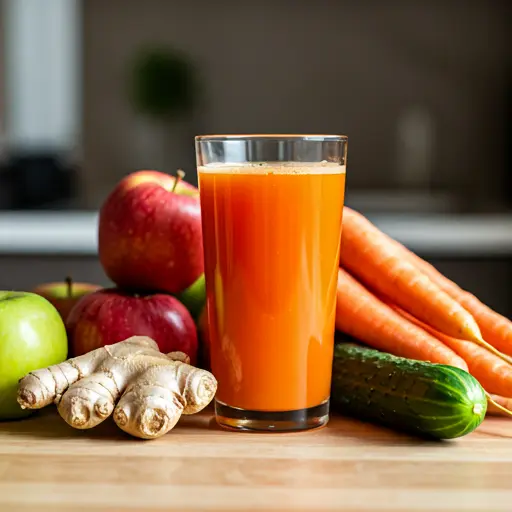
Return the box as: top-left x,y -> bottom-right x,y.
17,336 -> 217,439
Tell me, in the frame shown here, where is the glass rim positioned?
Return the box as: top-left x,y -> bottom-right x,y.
195,134 -> 347,142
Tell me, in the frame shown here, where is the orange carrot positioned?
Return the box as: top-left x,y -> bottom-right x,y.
335,268 -> 468,370
387,234 -> 512,357
486,394 -> 512,417
391,304 -> 512,397
347,206 -> 512,356
340,207 -> 483,344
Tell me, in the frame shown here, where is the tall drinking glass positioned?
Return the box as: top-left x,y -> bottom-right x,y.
196,135 -> 347,432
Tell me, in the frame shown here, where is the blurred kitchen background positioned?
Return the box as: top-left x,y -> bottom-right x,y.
0,0 -> 510,314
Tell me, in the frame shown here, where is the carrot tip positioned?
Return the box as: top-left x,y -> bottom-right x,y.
476,338 -> 512,366
486,392 -> 512,418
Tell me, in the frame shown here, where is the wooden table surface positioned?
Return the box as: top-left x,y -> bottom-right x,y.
0,409 -> 511,512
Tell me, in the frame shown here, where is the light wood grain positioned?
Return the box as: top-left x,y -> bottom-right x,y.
0,409 -> 511,511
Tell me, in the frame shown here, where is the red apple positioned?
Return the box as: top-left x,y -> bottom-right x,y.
66,288 -> 198,363
98,169 -> 203,295
32,277 -> 102,322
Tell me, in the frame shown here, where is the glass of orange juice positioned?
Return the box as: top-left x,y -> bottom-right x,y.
196,134 -> 347,432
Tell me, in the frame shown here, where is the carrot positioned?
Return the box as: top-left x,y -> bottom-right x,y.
340,207 -> 483,344
390,304 -> 512,397
387,234 -> 512,357
486,394 -> 512,417
335,268 -> 468,370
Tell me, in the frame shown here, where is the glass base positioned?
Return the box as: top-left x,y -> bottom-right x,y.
215,399 -> 330,432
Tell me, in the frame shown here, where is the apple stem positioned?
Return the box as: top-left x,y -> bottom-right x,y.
65,276 -> 73,299
172,169 -> 185,193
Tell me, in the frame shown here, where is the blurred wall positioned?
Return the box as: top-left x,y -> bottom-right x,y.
82,0 -> 510,209
0,0 -> 5,150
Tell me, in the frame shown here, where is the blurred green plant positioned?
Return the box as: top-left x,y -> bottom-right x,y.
130,46 -> 198,120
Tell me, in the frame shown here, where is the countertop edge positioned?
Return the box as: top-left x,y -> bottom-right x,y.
0,211 -> 511,257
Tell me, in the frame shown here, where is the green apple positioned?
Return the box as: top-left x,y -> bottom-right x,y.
176,273 -> 206,322
0,291 -> 68,420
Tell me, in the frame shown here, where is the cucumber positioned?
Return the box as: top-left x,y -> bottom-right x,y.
331,342 -> 487,439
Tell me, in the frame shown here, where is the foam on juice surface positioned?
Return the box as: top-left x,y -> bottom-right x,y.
198,161 -> 346,175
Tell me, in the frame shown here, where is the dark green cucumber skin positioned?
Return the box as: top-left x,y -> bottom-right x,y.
331,343 -> 487,439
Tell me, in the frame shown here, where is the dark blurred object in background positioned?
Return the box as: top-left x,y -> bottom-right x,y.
127,45 -> 201,184
0,152 -> 77,209
130,46 -> 198,120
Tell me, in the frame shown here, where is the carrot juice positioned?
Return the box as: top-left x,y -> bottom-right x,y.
196,135 -> 347,431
